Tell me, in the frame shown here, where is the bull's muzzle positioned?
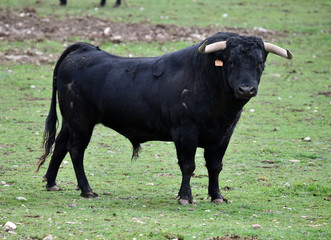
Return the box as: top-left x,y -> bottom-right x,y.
236,86 -> 257,99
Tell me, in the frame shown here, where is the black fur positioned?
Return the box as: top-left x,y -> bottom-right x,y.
38,32 -> 273,202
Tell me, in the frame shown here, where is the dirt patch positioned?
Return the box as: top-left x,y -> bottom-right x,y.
0,47 -> 56,65
317,91 -> 331,97
0,7 -> 287,64
210,234 -> 258,240
0,8 -> 284,43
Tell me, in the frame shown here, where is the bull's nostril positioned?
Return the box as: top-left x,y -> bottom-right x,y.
249,87 -> 256,94
237,86 -> 256,98
238,86 -> 245,94
246,86 -> 253,91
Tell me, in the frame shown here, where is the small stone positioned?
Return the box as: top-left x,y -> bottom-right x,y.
302,137 -> 311,142
144,35 -> 153,42
16,197 -> 27,201
132,218 -> 145,224
253,27 -> 270,32
272,73 -> 281,77
103,27 -> 110,35
43,234 -> 54,240
252,224 -> 262,229
289,159 -> 300,163
3,222 -> 17,231
110,35 -> 122,43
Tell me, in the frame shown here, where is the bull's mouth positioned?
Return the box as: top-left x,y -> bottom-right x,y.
236,94 -> 255,101
237,92 -> 257,100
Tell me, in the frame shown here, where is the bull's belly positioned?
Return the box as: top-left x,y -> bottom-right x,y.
100,117 -> 173,144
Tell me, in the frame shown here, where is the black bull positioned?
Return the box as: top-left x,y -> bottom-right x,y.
60,0 -> 123,7
37,32 -> 292,205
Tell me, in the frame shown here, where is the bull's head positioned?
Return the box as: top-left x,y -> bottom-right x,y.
198,36 -> 293,100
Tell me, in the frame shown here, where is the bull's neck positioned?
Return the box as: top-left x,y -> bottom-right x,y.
204,57 -> 248,120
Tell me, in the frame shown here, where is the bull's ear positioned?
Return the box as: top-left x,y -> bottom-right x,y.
264,54 -> 269,63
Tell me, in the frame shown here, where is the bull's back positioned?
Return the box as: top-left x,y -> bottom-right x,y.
56,43 -> 175,140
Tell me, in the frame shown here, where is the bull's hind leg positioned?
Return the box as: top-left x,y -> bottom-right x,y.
44,123 -> 69,191
67,127 -> 98,198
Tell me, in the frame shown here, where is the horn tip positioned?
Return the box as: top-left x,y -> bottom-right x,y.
198,40 -> 208,54
286,49 -> 293,59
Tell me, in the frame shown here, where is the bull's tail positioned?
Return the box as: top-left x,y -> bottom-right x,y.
36,43 -> 83,172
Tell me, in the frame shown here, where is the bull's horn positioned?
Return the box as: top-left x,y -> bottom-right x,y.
264,42 -> 293,59
198,41 -> 226,54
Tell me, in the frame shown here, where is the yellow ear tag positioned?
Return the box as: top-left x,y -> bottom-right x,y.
215,59 -> 223,67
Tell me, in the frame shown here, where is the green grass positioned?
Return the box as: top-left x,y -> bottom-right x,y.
2,0 -> 330,31
1,0 -> 331,239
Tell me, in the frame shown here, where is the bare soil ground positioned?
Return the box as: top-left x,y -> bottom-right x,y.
0,7 -> 285,65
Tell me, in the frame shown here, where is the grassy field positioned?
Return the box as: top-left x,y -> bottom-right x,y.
0,0 -> 330,239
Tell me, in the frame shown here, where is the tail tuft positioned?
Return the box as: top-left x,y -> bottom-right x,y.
35,154 -> 47,173
35,103 -> 58,173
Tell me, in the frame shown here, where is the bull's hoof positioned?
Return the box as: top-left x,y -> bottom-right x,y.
178,199 -> 197,205
81,191 -> 99,198
46,185 -> 61,191
212,198 -> 228,204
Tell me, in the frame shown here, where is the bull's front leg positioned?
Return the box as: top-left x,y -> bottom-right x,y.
173,126 -> 198,205
204,147 -> 228,204
177,156 -> 196,205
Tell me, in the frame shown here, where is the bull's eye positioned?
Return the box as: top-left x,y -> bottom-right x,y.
258,61 -> 263,68
228,61 -> 234,67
